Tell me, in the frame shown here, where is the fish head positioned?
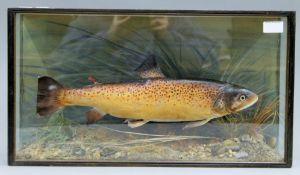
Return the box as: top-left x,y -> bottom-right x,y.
213,85 -> 258,115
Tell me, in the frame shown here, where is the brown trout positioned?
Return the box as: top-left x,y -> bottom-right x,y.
37,58 -> 258,129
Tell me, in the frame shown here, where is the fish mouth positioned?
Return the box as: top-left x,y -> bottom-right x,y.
239,94 -> 259,111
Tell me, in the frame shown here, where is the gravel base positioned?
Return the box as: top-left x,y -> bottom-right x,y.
16,125 -> 283,163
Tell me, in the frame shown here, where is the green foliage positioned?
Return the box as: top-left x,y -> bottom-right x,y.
47,110 -> 77,126
36,110 -> 78,143
215,94 -> 280,140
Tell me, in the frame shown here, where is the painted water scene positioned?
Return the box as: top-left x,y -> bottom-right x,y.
11,10 -> 293,166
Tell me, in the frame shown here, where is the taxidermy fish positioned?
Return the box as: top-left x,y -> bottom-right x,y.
37,56 -> 258,129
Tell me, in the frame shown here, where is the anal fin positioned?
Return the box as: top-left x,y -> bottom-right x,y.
86,108 -> 106,124
125,119 -> 148,128
183,118 -> 212,130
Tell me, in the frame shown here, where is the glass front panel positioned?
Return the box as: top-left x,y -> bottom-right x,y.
14,12 -> 289,164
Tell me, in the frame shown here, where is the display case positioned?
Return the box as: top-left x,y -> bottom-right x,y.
8,8 -> 295,167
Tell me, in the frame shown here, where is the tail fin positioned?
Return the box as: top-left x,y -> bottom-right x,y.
37,76 -> 64,116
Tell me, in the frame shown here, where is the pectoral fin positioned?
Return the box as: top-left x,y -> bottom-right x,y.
86,108 -> 106,124
183,118 -> 212,130
125,119 -> 149,128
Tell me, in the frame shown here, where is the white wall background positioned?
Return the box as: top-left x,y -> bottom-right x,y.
0,0 -> 299,175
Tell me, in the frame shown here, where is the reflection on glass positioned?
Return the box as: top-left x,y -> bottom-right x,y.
15,13 -> 287,163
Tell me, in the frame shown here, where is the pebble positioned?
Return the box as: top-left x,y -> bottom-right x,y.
233,138 -> 240,143
235,151 -> 249,159
253,133 -> 264,143
114,152 -> 122,159
95,145 -> 104,150
204,146 -> 211,152
93,151 -> 101,159
211,145 -> 226,156
101,147 -> 117,157
222,138 -> 241,152
198,146 -> 205,151
25,154 -> 32,159
52,150 -> 61,157
226,145 -> 241,152
223,139 -> 236,146
41,142 -> 48,148
199,154 -> 206,158
240,134 -> 252,142
218,154 -> 225,158
267,137 -> 277,148
72,147 -> 86,156
40,155 -> 46,160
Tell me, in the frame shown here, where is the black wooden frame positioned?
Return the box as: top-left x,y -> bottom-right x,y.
7,8 -> 295,167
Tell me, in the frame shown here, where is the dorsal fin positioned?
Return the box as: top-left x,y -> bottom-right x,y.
135,55 -> 165,79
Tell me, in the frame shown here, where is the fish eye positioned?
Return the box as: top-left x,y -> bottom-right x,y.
239,95 -> 246,101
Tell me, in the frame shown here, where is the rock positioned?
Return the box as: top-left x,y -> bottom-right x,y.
252,133 -> 264,143
95,145 -> 103,150
93,151 -> 101,159
72,147 -> 86,156
227,149 -> 234,158
223,139 -> 241,152
40,155 -> 46,160
223,139 -> 236,146
60,144 -> 70,151
211,145 -> 226,156
204,147 -> 211,153
62,126 -> 75,140
267,137 -> 277,148
235,151 -> 249,159
198,146 -> 205,151
41,141 -> 49,148
25,154 -> 32,159
199,154 -> 206,158
225,145 -> 241,152
52,149 -> 61,157
101,147 -> 117,157
240,134 -> 252,142
114,152 -> 123,159
233,138 -> 240,143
